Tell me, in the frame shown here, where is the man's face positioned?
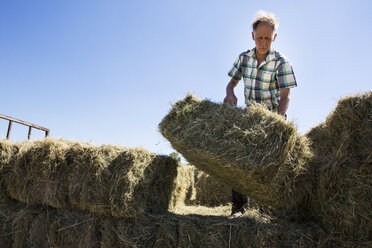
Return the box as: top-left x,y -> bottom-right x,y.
252,22 -> 277,57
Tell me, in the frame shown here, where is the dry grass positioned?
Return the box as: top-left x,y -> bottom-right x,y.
306,92 -> 372,243
0,139 -> 178,218
193,171 -> 231,207
168,164 -> 195,210
159,94 -> 313,210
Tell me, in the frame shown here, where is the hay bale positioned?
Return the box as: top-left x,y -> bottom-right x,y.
0,203 -> 99,248
306,92 -> 372,243
169,164 -> 195,210
0,141 -> 21,203
159,94 -> 313,210
194,171 -> 231,206
29,208 -> 99,248
0,202 -> 21,247
0,139 -> 178,217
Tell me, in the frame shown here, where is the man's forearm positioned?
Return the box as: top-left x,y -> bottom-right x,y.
226,79 -> 238,95
277,97 -> 289,115
224,79 -> 239,105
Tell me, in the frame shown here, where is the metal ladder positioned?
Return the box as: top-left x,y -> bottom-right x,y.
0,113 -> 50,140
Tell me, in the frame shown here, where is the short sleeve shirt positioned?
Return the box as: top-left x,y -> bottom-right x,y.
228,48 -> 297,110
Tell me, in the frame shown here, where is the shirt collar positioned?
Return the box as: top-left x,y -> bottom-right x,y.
248,48 -> 276,62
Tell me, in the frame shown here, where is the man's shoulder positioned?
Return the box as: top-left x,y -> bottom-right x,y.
238,49 -> 254,58
272,50 -> 290,63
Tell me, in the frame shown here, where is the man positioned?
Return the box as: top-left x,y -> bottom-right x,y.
224,11 -> 297,217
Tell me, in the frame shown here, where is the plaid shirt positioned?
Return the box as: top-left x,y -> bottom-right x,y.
228,48 -> 297,110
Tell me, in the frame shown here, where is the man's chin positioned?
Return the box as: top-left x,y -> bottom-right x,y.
258,49 -> 269,55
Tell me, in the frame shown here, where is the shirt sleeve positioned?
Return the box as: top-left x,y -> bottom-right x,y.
276,62 -> 297,88
228,56 -> 243,81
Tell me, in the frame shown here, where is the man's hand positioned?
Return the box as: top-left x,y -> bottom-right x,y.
224,93 -> 238,106
224,78 -> 239,106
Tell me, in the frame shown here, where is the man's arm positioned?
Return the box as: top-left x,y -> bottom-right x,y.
277,88 -> 290,115
224,78 -> 239,105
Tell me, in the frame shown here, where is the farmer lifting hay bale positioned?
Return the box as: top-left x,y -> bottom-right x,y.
0,139 -> 178,217
305,92 -> 372,243
159,94 -> 313,210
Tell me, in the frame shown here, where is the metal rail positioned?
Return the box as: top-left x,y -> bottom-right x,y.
0,113 -> 50,140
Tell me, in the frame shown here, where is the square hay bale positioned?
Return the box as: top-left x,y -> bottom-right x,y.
194,171 -> 231,207
29,208 -> 100,248
0,141 -> 21,203
0,203 -> 99,248
159,94 -> 313,210
305,92 -> 372,243
0,139 -> 178,217
0,202 -> 21,247
168,164 -> 195,210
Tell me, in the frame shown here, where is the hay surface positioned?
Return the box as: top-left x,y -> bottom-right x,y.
159,94 -> 313,210
171,204 -> 232,216
0,139 -> 178,217
306,92 -> 372,242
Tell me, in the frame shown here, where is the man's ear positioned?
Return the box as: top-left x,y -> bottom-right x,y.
272,33 -> 277,42
252,31 -> 255,41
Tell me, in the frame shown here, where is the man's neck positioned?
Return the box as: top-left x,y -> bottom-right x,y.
255,51 -> 268,61
256,53 -> 267,67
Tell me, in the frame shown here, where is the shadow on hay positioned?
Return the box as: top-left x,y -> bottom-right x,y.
131,155 -> 178,215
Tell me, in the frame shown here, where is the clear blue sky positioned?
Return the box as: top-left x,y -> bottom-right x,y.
1,0 -> 371,156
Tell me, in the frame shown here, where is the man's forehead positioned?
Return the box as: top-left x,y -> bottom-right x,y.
253,31 -> 275,37
253,25 -> 275,37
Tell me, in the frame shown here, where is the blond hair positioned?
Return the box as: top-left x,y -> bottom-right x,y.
252,10 -> 279,32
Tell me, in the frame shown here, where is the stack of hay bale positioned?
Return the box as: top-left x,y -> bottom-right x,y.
0,139 -> 319,247
159,92 -> 372,246
0,139 -> 179,246
305,92 -> 372,245
0,139 -> 178,217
